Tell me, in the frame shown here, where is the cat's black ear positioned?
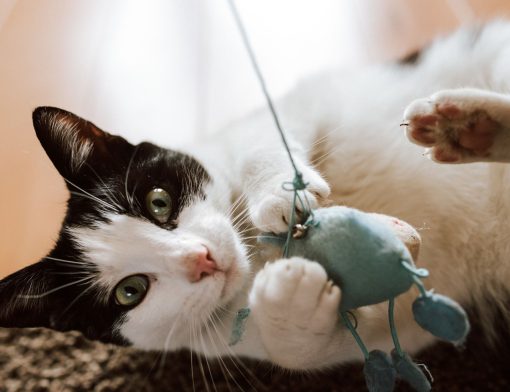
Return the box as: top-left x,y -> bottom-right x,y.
32,107 -> 134,182
0,261 -> 57,329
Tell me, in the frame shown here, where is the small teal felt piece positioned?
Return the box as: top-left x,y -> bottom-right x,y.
391,350 -> 431,392
364,350 -> 396,392
259,206 -> 416,311
229,308 -> 251,346
412,292 -> 470,344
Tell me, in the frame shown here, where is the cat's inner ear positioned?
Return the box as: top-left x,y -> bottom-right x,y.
32,106 -> 134,180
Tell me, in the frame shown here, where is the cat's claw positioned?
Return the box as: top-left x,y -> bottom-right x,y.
248,167 -> 330,233
249,257 -> 341,369
404,89 -> 510,163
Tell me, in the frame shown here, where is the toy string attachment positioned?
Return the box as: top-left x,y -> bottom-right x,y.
341,311 -> 369,360
227,0 -> 312,257
227,0 -> 301,176
388,297 -> 404,357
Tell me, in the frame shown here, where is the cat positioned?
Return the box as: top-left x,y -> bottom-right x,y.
2,20 -> 510,371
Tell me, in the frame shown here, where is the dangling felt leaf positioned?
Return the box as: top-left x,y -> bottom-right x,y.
391,350 -> 431,392
412,292 -> 470,344
229,308 -> 251,346
363,350 -> 396,392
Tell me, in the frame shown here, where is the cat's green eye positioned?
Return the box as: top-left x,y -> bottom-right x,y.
114,275 -> 149,307
146,188 -> 172,223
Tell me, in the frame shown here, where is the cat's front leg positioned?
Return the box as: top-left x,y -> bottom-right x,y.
248,257 -> 343,369
404,88 -> 510,163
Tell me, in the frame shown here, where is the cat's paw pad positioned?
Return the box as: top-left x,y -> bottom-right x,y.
403,91 -> 502,163
249,257 -> 340,333
249,169 -> 330,233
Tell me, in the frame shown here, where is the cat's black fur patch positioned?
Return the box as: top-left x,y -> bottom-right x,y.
0,107 -> 210,344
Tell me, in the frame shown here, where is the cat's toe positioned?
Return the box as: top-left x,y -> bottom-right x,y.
289,260 -> 330,317
249,257 -> 330,319
403,99 -> 439,147
311,282 -> 341,332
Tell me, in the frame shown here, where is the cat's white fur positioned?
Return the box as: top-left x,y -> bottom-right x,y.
74,21 -> 510,369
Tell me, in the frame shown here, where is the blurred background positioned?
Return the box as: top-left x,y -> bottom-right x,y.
1,0 -> 510,278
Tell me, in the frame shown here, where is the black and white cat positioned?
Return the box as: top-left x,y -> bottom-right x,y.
2,21 -> 510,370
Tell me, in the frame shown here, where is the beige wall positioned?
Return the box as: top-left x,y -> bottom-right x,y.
2,0 -> 510,278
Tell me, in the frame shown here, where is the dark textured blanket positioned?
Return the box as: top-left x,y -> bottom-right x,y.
0,320 -> 508,391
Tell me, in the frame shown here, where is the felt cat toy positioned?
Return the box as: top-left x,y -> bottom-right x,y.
226,3 -> 469,390
256,206 -> 470,392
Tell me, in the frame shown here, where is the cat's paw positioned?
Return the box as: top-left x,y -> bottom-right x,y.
249,257 -> 341,368
403,89 -> 510,163
248,167 -> 330,233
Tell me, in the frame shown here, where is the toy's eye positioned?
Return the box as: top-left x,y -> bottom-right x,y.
146,188 -> 172,223
114,275 -> 149,307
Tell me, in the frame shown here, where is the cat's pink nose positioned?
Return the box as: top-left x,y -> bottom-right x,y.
189,247 -> 218,282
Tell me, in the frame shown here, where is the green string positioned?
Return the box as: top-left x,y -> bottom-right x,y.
227,0 -> 301,176
227,0 -> 313,257
341,311 -> 369,360
388,297 -> 404,357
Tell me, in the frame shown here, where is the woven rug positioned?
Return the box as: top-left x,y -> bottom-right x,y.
0,315 -> 508,391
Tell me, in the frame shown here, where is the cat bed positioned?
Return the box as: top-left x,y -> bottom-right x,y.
0,316 -> 507,392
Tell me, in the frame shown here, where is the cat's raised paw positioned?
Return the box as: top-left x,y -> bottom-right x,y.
248,168 -> 330,233
403,89 -> 509,163
248,257 -> 341,368
249,257 -> 340,335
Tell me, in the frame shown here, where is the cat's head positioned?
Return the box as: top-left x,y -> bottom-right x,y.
0,107 -> 249,348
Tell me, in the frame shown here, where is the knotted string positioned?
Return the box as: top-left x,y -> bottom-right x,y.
227,0 -> 313,257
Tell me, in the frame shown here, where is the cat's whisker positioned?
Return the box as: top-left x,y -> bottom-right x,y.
84,163 -> 124,212
228,192 -> 248,216
18,276 -> 95,299
233,219 -> 251,234
128,180 -> 142,214
57,279 -> 99,319
204,315 -> 237,392
197,322 -> 219,392
236,222 -> 255,232
43,255 -> 94,268
239,235 -> 261,241
51,271 -> 95,277
192,318 -> 212,392
229,199 -> 248,219
238,231 -> 258,241
142,316 -> 185,387
207,314 -> 252,392
157,316 -> 182,376
69,190 -> 118,213
124,144 -> 141,212
232,213 -> 252,230
310,143 -> 343,168
232,212 -> 250,227
306,124 -> 344,160
231,204 -> 250,224
215,306 -> 238,316
237,226 -> 258,236
209,311 -> 262,391
64,177 -> 119,212
188,319 -> 197,392
308,124 -> 343,152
